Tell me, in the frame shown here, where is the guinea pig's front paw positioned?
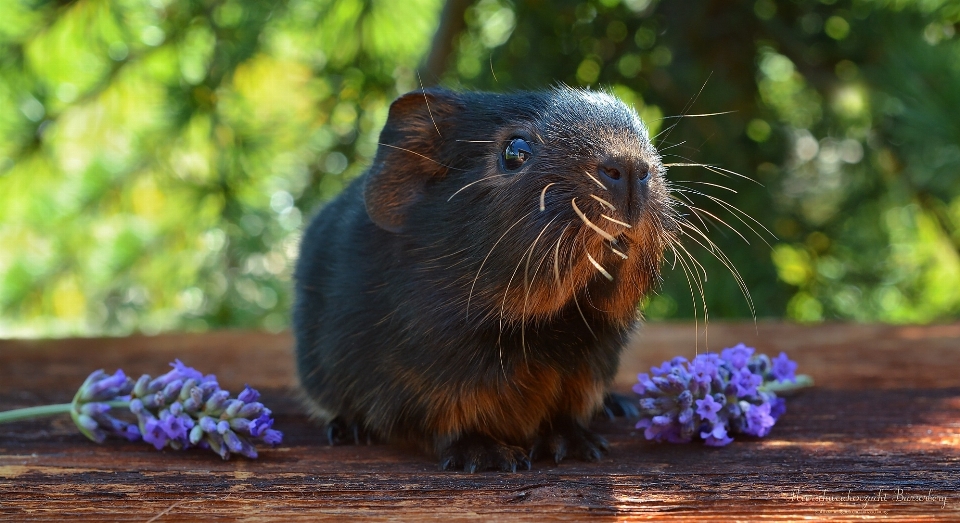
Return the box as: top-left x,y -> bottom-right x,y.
325,416 -> 375,445
438,433 -> 532,473
531,418 -> 609,464
600,391 -> 640,419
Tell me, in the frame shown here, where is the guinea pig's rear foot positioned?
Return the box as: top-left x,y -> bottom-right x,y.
600,392 -> 640,419
325,416 -> 374,445
531,418 -> 609,464
438,433 -> 532,473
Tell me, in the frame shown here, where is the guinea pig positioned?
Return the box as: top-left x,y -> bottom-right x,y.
293,86 -> 678,472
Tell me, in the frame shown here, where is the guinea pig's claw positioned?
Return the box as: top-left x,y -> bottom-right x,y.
325,417 -> 373,446
438,433 -> 531,473
532,419 -> 609,464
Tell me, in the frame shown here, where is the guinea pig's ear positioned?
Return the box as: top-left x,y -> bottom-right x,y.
364,88 -> 461,233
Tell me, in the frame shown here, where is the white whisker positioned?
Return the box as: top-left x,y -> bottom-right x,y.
467,211 -> 533,321
586,252 -> 613,281
448,173 -> 508,201
609,245 -> 628,259
584,170 -> 608,191
600,214 -> 631,228
678,221 -> 756,320
590,194 -> 616,211
378,142 -> 464,171
671,180 -> 738,193
663,157 -> 761,185
539,183 -> 556,212
661,110 -> 737,119
571,198 -> 617,244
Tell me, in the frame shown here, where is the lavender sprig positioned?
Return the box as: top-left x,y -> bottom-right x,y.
633,344 -> 811,446
0,360 -> 282,460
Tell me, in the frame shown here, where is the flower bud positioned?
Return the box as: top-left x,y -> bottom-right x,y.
204,390 -> 229,413
237,386 -> 260,403
237,402 -> 263,419
189,425 -> 204,445
224,400 -> 243,418
133,375 -> 151,397
199,416 -> 218,433
179,379 -> 197,401
161,379 -> 184,403
229,418 -> 251,432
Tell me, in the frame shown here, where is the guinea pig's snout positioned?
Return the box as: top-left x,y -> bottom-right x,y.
597,157 -> 649,217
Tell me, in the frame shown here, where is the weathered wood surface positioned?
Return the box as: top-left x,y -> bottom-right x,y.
1,322 -> 959,521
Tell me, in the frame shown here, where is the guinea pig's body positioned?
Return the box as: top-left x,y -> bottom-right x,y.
294,88 -> 677,472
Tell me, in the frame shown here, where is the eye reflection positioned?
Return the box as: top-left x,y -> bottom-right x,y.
502,138 -> 533,171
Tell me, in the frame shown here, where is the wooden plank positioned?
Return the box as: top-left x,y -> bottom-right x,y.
1,322 -> 959,521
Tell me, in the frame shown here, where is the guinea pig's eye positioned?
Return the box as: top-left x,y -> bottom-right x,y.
501,138 -> 533,171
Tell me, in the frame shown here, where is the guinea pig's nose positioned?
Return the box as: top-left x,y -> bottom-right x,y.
597,158 -> 636,210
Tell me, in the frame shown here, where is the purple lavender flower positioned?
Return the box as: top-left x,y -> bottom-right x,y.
238,386 -> 260,403
249,413 -> 274,437
634,345 -> 802,446
66,360 -> 282,459
77,369 -> 134,402
720,343 -> 754,370
742,402 -> 776,437
142,416 -> 169,450
701,423 -> 733,447
695,394 -> 722,423
262,428 -> 283,446
772,352 -> 798,382
731,367 -> 763,396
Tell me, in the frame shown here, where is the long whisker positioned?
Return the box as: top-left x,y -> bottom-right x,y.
467,211 -> 533,321
519,216 -> 560,357
552,224 -> 570,288
600,215 -> 631,228
673,187 -> 775,247
670,245 -> 709,353
448,173 -> 509,201
584,170 -> 608,191
671,195 -> 751,245
657,141 -> 686,152
378,143 -> 465,171
539,183 -> 556,212
670,247 -> 697,349
678,221 -> 756,320
586,253 -> 613,281
567,234 -> 598,340
416,70 -> 442,138
663,157 -> 761,185
673,237 -> 710,289
590,194 -> 616,211
571,198 -> 617,244
670,193 -> 715,234
660,110 -> 737,119
675,187 -> 776,242
671,180 -> 738,193
654,72 -> 712,146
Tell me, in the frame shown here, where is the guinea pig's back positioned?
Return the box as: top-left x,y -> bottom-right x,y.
292,176 -> 380,419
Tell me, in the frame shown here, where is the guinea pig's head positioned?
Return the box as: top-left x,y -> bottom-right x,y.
364,87 -> 678,328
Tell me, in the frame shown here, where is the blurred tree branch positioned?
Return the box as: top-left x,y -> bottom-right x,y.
422,0 -> 471,85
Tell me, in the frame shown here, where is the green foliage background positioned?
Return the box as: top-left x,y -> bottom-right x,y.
1,0 -> 958,337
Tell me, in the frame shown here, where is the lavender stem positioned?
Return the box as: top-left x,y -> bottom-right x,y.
0,400 -> 130,424
762,374 -> 814,395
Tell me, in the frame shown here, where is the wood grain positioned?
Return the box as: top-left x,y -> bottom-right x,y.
1,322 -> 959,521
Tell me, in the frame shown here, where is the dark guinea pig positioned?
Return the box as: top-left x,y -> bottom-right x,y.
293,86 -> 679,472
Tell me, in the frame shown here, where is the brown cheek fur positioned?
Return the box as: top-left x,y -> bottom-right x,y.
486,191 -> 675,329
